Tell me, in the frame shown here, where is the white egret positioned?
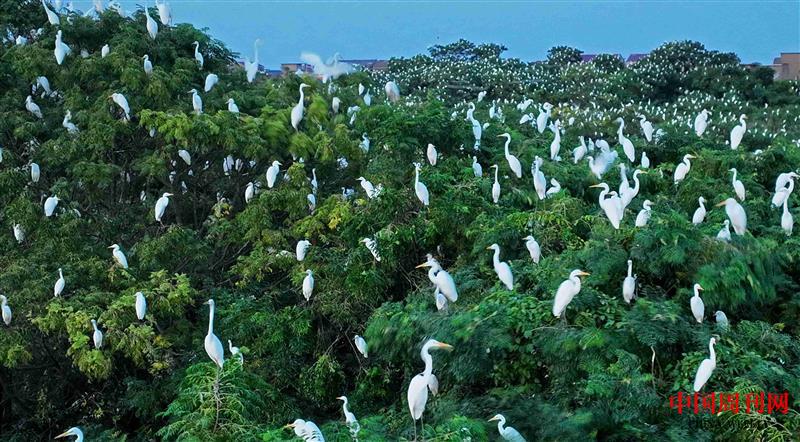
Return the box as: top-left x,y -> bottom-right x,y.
622,260 -> 636,303
524,235 -> 540,264
546,178 -> 561,198
63,110 -> 79,133
487,244 -> 513,290
775,172 -> 799,194
499,133 -> 522,178
716,220 -> 731,242
54,268 -> 65,297
573,136 -> 587,164
692,197 -> 707,225
385,80 -> 400,102
640,151 -> 650,169
616,118 -> 635,162
155,0 -> 171,25
621,169 -> 645,208
300,52 -> 354,82
363,90 -> 371,106
416,255 -> 458,302
155,192 -> 172,223
357,177 -> 379,199
552,270 -> 590,318
694,109 -> 710,137
144,6 -> 158,39
226,98 -> 239,113
108,244 -> 129,269
31,163 -> 40,183
192,41 -> 204,69
536,103 -> 552,133
690,283 -> 704,323
354,335 -> 368,358
331,97 -> 341,114
296,240 -> 311,261
291,84 -> 310,131
189,89 -> 202,114
673,154 -> 696,184
618,164 -> 630,198
245,39 -> 261,83
715,311 -> 729,329
54,30 -> 70,65
142,55 -> 153,76
135,291 -> 146,320
203,73 -> 218,92
472,156 -> 483,177
266,161 -> 281,188
488,414 -> 526,442
228,340 -> 243,363
772,175 -> 796,208
244,182 -> 255,203
635,200 -> 652,227
467,103 -> 482,150
1,295 -> 11,326
729,114 -> 747,150
25,96 -> 43,119
35,76 -> 51,95
177,149 -> 191,166
549,120 -> 562,161
407,339 -> 453,439
716,198 -> 746,236
55,427 -> 84,441
101,44 -> 110,58
729,168 -> 745,201
638,115 -> 654,142
310,168 -> 318,194
361,237 -> 381,261
285,419 -> 325,442
358,133 -> 370,152
91,319 -> 103,349
42,0 -> 60,25
426,143 -> 438,166
491,164 -> 501,203
692,337 -> 717,392
532,156 -> 546,200
44,195 -> 60,217
109,93 -> 131,121
13,224 -> 24,243
336,396 -> 360,439
589,183 -> 623,229
204,299 -> 224,368
413,162 -> 429,206
782,199 -> 793,236
302,269 -> 314,301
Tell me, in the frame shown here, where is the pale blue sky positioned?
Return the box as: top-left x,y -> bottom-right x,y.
99,1 -> 798,67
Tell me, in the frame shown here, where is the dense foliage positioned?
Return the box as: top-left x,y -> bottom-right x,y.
1,1 -> 799,441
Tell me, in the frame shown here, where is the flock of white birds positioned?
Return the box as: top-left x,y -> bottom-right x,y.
4,1 -> 799,441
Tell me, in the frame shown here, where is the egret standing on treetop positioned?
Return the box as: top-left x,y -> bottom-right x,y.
142,55 -> 153,76
491,164 -> 501,203
110,93 -> 131,120
245,39 -> 261,83
91,319 -> 103,349
413,162 -> 429,206
472,156 -> 483,177
155,192 -> 172,223
354,335 -> 368,358
189,89 -> 202,114
499,133 -> 522,178
108,244 -> 128,269
407,339 -> 453,440
302,269 -> 314,301
144,5 -> 158,39
673,154 -> 696,184
54,268 -> 65,297
693,337 -> 717,392
1,295 -> 12,326
336,396 -> 360,439
782,199 -> 793,236
716,198 -> 747,235
729,114 -> 747,149
553,270 -> 590,319
532,156 -> 546,200
730,168 -> 745,201
487,244 -> 513,290
622,260 -> 636,303
690,283 -> 705,323
589,183 -> 623,229
285,419 -> 325,442
635,200 -> 653,227
416,255 -> 458,302
692,197 -> 707,225
54,30 -> 70,65
488,414 -> 526,442
192,41 -> 204,69
616,117 -> 635,162
25,96 -> 43,119
204,299 -> 224,368
524,235 -> 541,263
267,161 -> 281,188
694,109 -> 710,137
44,195 -> 60,217
135,291 -> 147,320
291,84 -> 310,131
227,98 -> 239,113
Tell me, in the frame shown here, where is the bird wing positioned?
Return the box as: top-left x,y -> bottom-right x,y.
300,52 -> 324,71
693,359 -> 714,391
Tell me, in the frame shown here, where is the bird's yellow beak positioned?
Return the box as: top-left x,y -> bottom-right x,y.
485,246 -> 492,250
687,155 -> 696,159
488,416 -> 500,422
415,262 -> 431,268
697,285 -> 704,291
589,184 -> 603,188
54,432 -> 70,439
436,342 -> 454,351
283,423 -> 296,429
578,271 -> 591,276
715,201 -> 727,207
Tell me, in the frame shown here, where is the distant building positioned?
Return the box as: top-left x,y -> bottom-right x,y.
340,59 -> 389,71
771,53 -> 800,80
281,62 -> 314,76
625,53 -> 648,66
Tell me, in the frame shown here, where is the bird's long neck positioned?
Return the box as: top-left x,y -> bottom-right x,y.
504,138 -> 510,156
298,88 -> 305,104
572,275 -> 582,291
598,188 -> 608,204
699,199 -> 705,210
207,303 -> 215,336
627,262 -> 632,277
731,169 -> 737,182
341,399 -> 350,414
414,167 -> 420,185
492,248 -> 501,266
631,173 -> 640,191
494,167 -> 498,182
783,198 -> 789,213
787,179 -> 795,193
92,322 -> 98,332
708,341 -> 716,362
496,416 -> 506,433
421,349 -> 433,376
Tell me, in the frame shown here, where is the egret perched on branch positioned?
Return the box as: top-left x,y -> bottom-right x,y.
192,41 -> 204,69
488,414 -> 526,442
491,164 -> 501,203
694,109 -> 710,137
413,162 -> 429,206
291,84 -> 310,131
55,427 -> 84,441
155,192 -> 172,223
426,143 -> 438,166
715,311 -> 729,330
690,283 -> 704,323
155,0 -> 171,25
552,270 -> 590,318
357,177 -> 380,199
466,103 -> 482,150
266,161 -> 281,188
716,198 -> 746,235
635,200 -> 652,227
716,220 -> 731,242
729,114 -> 747,149
44,195 -> 60,217
385,81 -> 400,102
101,44 -> 110,58
1,295 -> 11,326
285,419 -> 325,442
622,260 -> 636,303
226,98 -> 239,113
302,269 -> 314,301
189,89 -> 202,114
589,183 -> 623,229
204,299 -> 224,368
108,244 -> 128,269
692,337 -> 717,392
63,110 -> 79,133
135,291 -> 147,320
638,115 -> 653,142
549,120 -> 562,161
142,55 -> 153,76
177,149 -> 191,166
673,154 -> 695,184
296,240 -> 311,261
91,319 -> 103,349
31,163 -> 40,183
42,0 -> 60,25
692,197 -> 707,225
228,340 -> 243,363
416,255 -> 458,302
204,73 -> 218,92
54,30 -> 70,65
573,136 -> 587,164
407,339 -> 453,440
729,168 -> 745,201
472,156 -> 482,177
13,224 -> 24,244
245,39 -> 261,83
782,199 -> 793,236
109,93 -> 131,120
772,173 -> 797,207
532,156 -> 546,200
524,235 -> 541,264
300,52 -> 354,82
536,103 -> 552,133
621,169 -> 645,208
616,118 -> 635,162
499,133 -> 522,178
54,268 -> 65,297
25,96 -> 43,119
144,6 -> 158,39
354,335 -> 368,358
361,237 -> 381,262
336,396 -> 360,439
487,244 -> 513,290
